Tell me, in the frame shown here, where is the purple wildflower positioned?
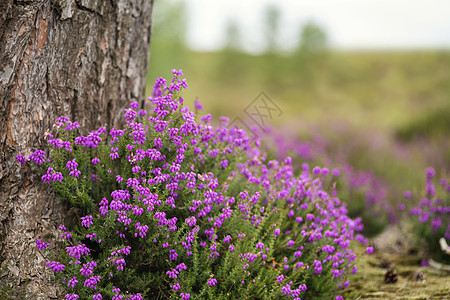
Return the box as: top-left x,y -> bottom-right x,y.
36,238 -> 50,250
194,98 -> 203,111
207,278 -> 217,286
15,154 -> 27,165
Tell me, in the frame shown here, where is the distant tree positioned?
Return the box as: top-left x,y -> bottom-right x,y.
260,5 -> 284,90
216,18 -> 246,83
224,18 -> 242,52
298,21 -> 328,56
264,4 -> 281,54
291,20 -> 328,84
147,0 -> 188,84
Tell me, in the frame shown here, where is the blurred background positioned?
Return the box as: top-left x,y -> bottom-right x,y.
146,0 -> 450,233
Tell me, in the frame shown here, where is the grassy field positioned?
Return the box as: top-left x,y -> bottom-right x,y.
146,50 -> 450,134
342,225 -> 450,299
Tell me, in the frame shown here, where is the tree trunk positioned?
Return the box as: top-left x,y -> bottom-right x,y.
0,0 -> 153,297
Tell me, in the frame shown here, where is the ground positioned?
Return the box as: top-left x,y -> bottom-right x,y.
343,225 -> 450,299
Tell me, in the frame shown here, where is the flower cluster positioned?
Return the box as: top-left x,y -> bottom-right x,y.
22,70 -> 368,299
263,127 -> 395,236
399,167 -> 450,263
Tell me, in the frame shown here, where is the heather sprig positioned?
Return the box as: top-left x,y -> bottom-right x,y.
400,168 -> 450,263
20,69 -> 367,299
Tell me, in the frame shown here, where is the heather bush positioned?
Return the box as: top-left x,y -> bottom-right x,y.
18,70 -> 368,299
400,168 -> 450,263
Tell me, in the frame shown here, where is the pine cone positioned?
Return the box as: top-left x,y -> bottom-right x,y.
413,270 -> 424,281
384,268 -> 398,283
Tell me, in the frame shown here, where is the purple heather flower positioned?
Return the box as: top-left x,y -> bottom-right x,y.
220,159 -> 229,168
169,249 -> 178,261
115,258 -> 126,271
81,215 -> 93,228
36,238 -> 50,250
219,116 -> 229,126
55,116 -> 70,126
284,156 -> 292,165
313,166 -> 321,175
66,244 -> 90,259
223,235 -> 232,243
180,293 -> 190,300
68,276 -> 78,288
185,216 -> 197,227
86,232 -> 97,240
154,138 -> 163,149
129,101 -> 139,110
312,260 -> 322,274
68,167 -> 81,178
431,218 -> 442,231
274,228 -> 281,237
29,150 -> 46,165
366,247 -> 374,255
80,261 -> 97,277
46,261 -> 65,273
331,168 -> 340,177
426,167 -> 435,179
84,275 -> 101,289
194,98 -> 203,111
66,158 -> 78,170
207,278 -> 217,286
200,114 -> 212,123
15,154 -> 27,165
167,269 -> 179,278
93,294 -> 103,300
92,158 -> 100,164
172,68 -> 183,77
173,283 -> 181,291
65,294 -> 79,300
277,274 -> 284,283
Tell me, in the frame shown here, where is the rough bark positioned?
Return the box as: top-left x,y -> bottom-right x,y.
0,0 -> 153,297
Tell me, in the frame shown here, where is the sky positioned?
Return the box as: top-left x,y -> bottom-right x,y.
184,0 -> 450,53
